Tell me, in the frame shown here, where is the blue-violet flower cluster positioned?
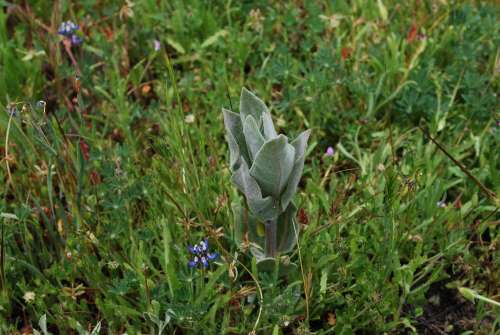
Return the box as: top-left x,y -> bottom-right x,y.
58,21 -> 83,46
188,239 -> 218,268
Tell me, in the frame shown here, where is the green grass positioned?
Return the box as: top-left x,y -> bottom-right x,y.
0,0 -> 499,334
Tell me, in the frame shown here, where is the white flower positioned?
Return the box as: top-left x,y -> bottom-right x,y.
184,114 -> 195,123
248,9 -> 264,32
319,14 -> 344,29
23,291 -> 36,303
108,261 -> 119,270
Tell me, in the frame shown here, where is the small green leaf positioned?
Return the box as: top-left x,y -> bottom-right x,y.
320,269 -> 328,297
458,287 -> 476,303
200,29 -> 228,49
166,37 -> 185,54
377,0 -> 388,21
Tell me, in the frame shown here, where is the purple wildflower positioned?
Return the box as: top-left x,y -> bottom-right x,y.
58,21 -> 79,37
437,200 -> 446,208
71,34 -> 83,46
153,39 -> 161,52
188,239 -> 218,268
325,146 -> 335,157
58,20 -> 83,46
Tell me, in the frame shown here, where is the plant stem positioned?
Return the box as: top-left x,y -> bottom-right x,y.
265,219 -> 277,258
0,222 -> 4,292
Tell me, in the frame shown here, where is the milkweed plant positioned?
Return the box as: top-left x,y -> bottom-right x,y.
223,88 -> 310,266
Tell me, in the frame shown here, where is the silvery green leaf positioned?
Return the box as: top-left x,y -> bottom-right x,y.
0,212 -> 18,220
226,130 -> 241,170
280,130 -> 311,209
250,135 -> 295,199
231,159 -> 280,221
250,245 -> 269,263
243,115 -> 265,161
262,112 -> 277,139
223,108 -> 249,168
248,196 -> 280,222
39,314 -> 49,335
240,87 -> 268,126
231,159 -> 260,198
232,202 -> 264,247
276,203 -> 298,253
255,256 -> 298,275
75,321 -> 87,335
232,202 -> 245,245
90,321 -> 102,335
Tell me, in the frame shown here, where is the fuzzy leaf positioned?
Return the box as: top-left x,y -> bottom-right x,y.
231,159 -> 261,198
232,159 -> 280,221
232,202 -> 264,247
276,202 -> 298,253
262,112 -> 277,139
223,108 -> 249,168
250,135 -> 295,199
248,197 -> 280,222
238,203 -> 298,256
226,130 -> 241,170
254,255 -> 298,275
243,115 -> 265,161
280,130 -> 311,209
240,87 -> 268,126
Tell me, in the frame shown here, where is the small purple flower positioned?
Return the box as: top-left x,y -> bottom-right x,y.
58,21 -> 83,46
437,200 -> 446,208
71,34 -> 83,46
325,146 -> 335,157
188,239 -> 218,268
58,21 -> 79,37
153,39 -> 161,52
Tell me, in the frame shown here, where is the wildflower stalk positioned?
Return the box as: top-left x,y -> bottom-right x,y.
62,39 -> 81,75
4,108 -> 14,186
0,221 -> 4,292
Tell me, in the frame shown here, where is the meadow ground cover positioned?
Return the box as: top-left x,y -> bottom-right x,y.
0,1 -> 499,334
